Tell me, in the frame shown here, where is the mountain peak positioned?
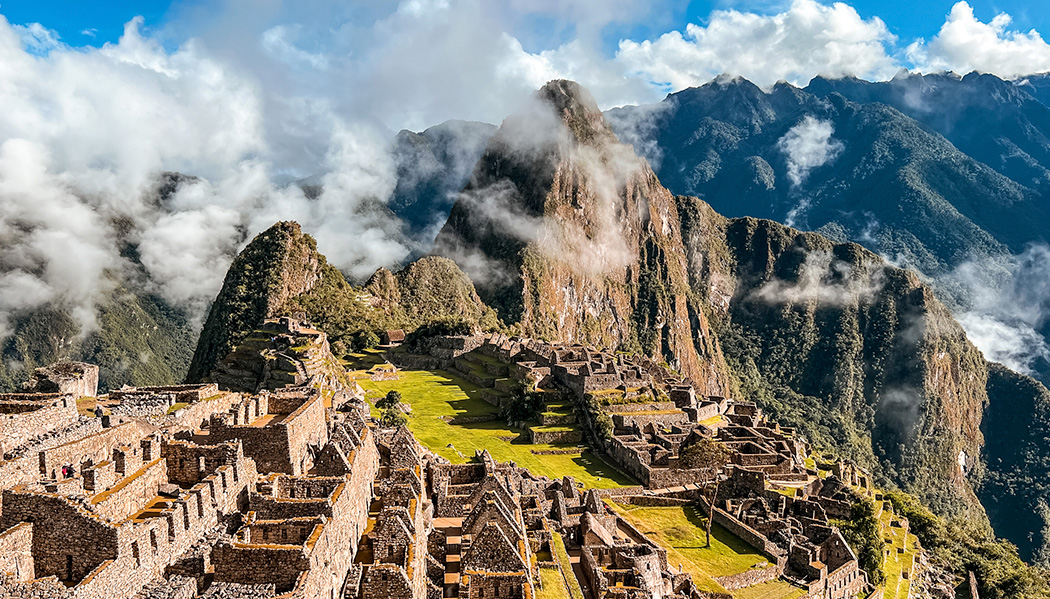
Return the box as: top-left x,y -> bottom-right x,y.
186,220 -> 323,382
536,79 -> 614,144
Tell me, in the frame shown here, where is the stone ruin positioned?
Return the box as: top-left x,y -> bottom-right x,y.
0,320 -> 927,599
23,361 -> 99,398
391,332 -> 891,599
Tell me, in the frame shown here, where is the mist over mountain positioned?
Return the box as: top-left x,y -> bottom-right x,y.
606,73 -> 1050,382
389,120 -> 496,243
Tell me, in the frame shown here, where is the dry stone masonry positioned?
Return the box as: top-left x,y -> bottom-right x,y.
0,321 -> 938,598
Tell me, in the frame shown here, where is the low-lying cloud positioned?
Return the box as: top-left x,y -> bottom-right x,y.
944,244 -> 1050,376
754,250 -> 885,307
777,117 -> 844,187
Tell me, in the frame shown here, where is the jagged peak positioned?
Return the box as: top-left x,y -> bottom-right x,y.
527,79 -> 617,146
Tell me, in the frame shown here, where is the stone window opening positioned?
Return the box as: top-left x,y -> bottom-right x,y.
132,541 -> 141,568
150,529 -> 158,552
64,555 -> 73,581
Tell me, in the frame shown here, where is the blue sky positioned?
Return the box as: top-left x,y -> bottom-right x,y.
3,0 -> 1049,53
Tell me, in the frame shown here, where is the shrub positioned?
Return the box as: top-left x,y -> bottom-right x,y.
379,406 -> 407,428
376,390 -> 402,410
501,382 -> 543,423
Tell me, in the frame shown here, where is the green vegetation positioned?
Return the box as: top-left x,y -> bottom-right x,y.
367,256 -> 500,334
500,382 -> 544,423
611,502 -> 769,593
887,491 -> 1050,599
980,363 -> 1050,566
378,407 -> 407,428
579,392 -> 612,442
535,567 -> 571,599
189,224 -> 501,384
376,390 -> 401,410
550,532 -> 585,599
831,492 -> 885,586
0,283 -> 195,392
350,358 -> 633,488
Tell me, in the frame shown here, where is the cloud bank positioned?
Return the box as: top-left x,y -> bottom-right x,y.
4,0 -> 1050,344
945,245 -> 1050,376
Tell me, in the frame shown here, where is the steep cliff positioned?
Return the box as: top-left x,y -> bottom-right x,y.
436,79 -> 991,519
435,80 -> 734,395
676,201 -> 989,516
981,364 -> 1050,565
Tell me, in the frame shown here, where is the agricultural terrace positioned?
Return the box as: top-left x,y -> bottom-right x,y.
609,502 -> 804,599
346,351 -> 635,489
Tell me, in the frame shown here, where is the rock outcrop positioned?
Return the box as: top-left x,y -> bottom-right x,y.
435,80 -> 734,395
436,79 -> 990,519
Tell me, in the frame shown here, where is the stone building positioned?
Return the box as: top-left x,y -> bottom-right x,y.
23,361 -> 99,398
0,327 -> 889,599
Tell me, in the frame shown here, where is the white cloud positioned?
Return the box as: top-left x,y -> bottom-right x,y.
261,25 -> 329,70
5,0 -> 1050,349
11,22 -> 61,55
0,12 -> 410,337
777,116 -> 844,186
753,250 -> 885,307
615,0 -> 899,89
945,245 -> 1050,375
907,2 -> 1050,79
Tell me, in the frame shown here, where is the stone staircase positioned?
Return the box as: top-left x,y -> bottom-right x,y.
526,394 -> 582,444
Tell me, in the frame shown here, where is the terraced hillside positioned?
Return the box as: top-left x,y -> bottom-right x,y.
345,349 -> 633,488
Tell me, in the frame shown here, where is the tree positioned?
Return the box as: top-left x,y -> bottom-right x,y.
678,437 -> 731,547
376,390 -> 402,410
379,406 -> 407,428
352,330 -> 380,351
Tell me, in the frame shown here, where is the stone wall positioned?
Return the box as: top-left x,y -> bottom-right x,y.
208,392 -> 327,475
39,421 -> 153,480
611,411 -> 689,429
0,521 -> 34,581
88,458 -> 167,522
0,396 -> 78,457
1,489 -> 119,585
713,564 -> 779,590
111,384 -> 219,405
162,440 -> 243,486
710,506 -> 786,570
24,362 -> 99,398
528,428 -> 583,444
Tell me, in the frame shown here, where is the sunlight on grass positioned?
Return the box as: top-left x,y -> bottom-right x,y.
611,502 -> 780,594
733,579 -> 807,599
350,358 -> 634,489
535,566 -> 572,599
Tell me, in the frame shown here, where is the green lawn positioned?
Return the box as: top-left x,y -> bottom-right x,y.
354,365 -> 634,489
733,580 -> 807,599
536,566 -> 572,599
611,502 -> 774,593
550,532 -> 585,599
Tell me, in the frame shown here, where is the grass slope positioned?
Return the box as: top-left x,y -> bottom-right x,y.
349,353 -> 634,488
610,502 -> 801,597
